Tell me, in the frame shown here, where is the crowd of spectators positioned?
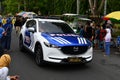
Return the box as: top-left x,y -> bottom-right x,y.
0,15 -> 27,55
0,15 -> 20,80
78,20 -> 113,56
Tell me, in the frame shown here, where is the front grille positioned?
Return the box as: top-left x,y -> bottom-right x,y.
61,46 -> 88,55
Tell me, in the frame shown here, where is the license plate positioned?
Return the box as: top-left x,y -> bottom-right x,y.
68,57 -> 81,62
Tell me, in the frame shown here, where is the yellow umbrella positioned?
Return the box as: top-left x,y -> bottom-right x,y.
103,11 -> 120,22
105,11 -> 120,20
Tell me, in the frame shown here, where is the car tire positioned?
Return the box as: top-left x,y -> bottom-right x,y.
19,37 -> 25,52
35,44 -> 44,66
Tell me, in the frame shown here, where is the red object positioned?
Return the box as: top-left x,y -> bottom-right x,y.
103,17 -> 110,20
99,29 -> 106,41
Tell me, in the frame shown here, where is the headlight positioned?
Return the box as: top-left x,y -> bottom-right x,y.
88,44 -> 92,49
87,40 -> 92,49
44,42 -> 60,48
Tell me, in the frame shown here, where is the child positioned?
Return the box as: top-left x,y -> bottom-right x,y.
0,54 -> 19,80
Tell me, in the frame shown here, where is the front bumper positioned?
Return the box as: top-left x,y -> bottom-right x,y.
43,47 -> 93,64
49,56 -> 92,64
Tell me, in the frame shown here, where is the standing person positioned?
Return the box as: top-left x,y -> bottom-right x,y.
94,25 -> 100,49
0,16 -> 2,23
104,24 -> 112,56
0,22 -> 5,55
0,54 -> 19,80
2,17 -> 7,26
2,18 -> 13,52
99,26 -> 106,51
14,16 -> 22,35
84,22 -> 93,41
102,20 -> 107,30
79,25 -> 85,37
12,17 -> 16,29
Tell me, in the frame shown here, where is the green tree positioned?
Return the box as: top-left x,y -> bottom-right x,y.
3,0 -> 18,14
2,0 -> 120,16
107,0 -> 120,13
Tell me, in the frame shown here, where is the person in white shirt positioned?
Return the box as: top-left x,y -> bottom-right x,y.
0,54 -> 19,80
104,24 -> 112,56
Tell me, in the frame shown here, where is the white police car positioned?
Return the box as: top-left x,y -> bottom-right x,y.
19,17 -> 93,65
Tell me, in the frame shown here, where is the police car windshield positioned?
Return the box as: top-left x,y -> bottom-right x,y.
39,21 -> 75,34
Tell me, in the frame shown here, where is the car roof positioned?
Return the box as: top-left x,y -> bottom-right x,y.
28,16 -> 66,23
28,17 -> 65,23
38,18 -> 65,23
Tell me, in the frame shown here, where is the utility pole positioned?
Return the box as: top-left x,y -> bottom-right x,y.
104,0 -> 107,15
77,0 -> 80,14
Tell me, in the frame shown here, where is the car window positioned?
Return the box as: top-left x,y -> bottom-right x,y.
38,21 -> 75,34
26,20 -> 36,31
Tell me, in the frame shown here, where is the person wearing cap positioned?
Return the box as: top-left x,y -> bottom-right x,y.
0,54 -> 19,80
2,17 -> 13,52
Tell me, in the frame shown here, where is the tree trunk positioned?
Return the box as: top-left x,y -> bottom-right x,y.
18,4 -> 20,12
24,0 -> 26,11
88,0 -> 105,16
77,0 -> 80,14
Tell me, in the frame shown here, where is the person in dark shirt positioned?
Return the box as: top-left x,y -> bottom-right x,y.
85,22 -> 93,41
79,25 -> 85,37
2,18 -> 13,52
0,22 -> 5,55
14,16 -> 22,35
94,25 -> 100,49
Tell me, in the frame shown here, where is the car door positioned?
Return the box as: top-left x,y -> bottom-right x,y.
24,20 -> 37,50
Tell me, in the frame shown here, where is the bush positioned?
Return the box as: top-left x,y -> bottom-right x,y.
112,24 -> 120,38
112,29 -> 120,38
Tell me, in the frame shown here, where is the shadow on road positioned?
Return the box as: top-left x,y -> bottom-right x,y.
39,62 -> 93,72
23,49 -> 93,71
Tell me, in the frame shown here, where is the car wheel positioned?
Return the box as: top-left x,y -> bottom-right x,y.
19,37 -> 25,52
35,44 -> 44,66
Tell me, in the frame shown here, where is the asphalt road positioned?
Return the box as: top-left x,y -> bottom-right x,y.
9,30 -> 120,80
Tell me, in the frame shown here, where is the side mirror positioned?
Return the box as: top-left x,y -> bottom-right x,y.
28,27 -> 35,33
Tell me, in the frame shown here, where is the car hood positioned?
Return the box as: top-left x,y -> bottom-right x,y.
41,33 -> 90,47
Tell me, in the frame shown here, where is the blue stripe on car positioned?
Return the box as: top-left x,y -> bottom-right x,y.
41,33 -> 89,47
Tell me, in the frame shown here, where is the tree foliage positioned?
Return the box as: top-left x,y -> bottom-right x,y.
1,0 -> 120,16
3,0 -> 18,14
